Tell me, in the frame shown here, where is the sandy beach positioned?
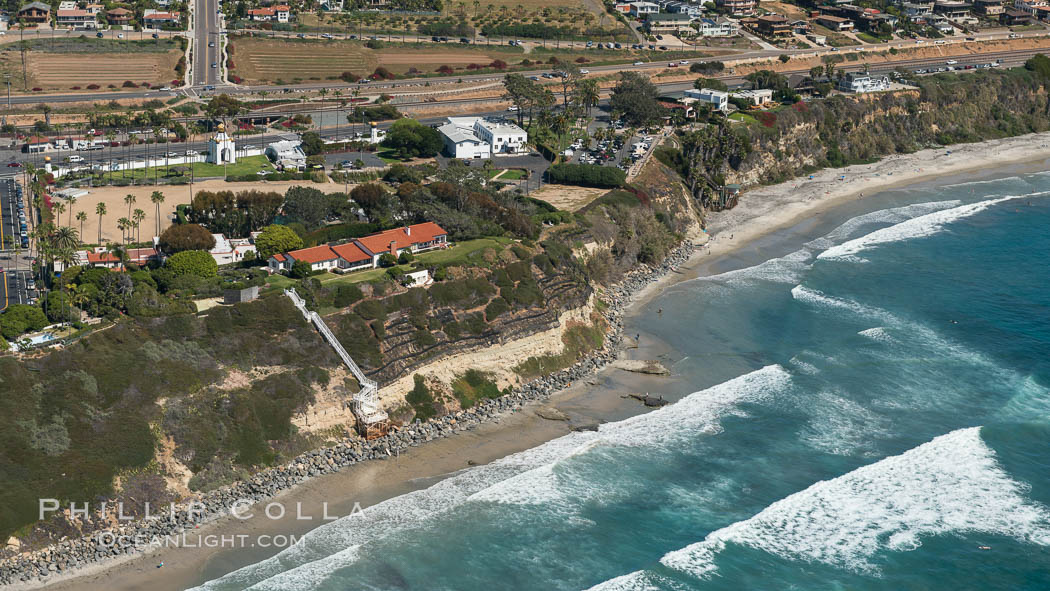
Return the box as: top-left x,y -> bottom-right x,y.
22,131 -> 1050,590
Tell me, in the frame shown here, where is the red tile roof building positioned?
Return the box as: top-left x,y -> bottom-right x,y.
268,222 -> 448,273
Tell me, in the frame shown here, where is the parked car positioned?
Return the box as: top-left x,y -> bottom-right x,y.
68,155 -> 84,163
633,61 -> 644,66
507,105 -> 519,111
96,32 -> 103,38
152,33 -> 159,39
6,162 -> 21,167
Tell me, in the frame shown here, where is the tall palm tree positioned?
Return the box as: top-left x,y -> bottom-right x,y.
132,209 -> 146,243
52,201 -> 65,225
117,217 -> 130,245
75,211 -> 87,243
94,201 -> 105,242
67,195 -> 77,227
150,190 -> 165,238
52,225 -> 78,254
124,193 -> 136,219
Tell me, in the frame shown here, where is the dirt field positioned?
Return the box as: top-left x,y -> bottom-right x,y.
0,50 -> 182,92
55,179 -> 351,246
530,184 -> 607,212
230,37 -> 521,83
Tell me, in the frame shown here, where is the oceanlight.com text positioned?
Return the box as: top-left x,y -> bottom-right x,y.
96,532 -> 302,550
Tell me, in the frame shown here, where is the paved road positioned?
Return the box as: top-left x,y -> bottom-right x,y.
0,176 -> 23,252
193,0 -> 221,86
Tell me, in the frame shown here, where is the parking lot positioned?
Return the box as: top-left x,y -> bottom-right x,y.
0,176 -> 27,252
562,117 -> 651,173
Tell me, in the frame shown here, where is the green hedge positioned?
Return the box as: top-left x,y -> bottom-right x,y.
546,163 -> 625,188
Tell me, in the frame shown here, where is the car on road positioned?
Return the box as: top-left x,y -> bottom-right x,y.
297,33 -> 306,38
211,62 -> 217,68
209,41 -> 215,47
507,105 -> 519,111
7,162 -> 21,167
633,61 -> 644,66
946,60 -> 957,65
117,33 -> 124,38
1009,33 -> 1021,39
26,279 -> 35,290
679,60 -> 689,65
152,33 -> 159,39
321,33 -> 333,39
580,69 -> 589,74
68,155 -> 84,163
96,32 -> 103,38
459,37 -> 470,44
203,85 -> 215,90
667,62 -> 678,67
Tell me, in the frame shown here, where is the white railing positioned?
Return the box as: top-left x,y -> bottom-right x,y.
285,289 -> 387,425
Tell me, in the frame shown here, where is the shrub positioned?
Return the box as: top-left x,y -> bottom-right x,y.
373,66 -> 395,80
377,253 -> 398,268
165,250 -> 218,278
255,224 -> 304,258
546,163 -> 625,188
340,71 -> 360,82
436,65 -> 454,74
87,83 -> 100,89
158,223 -> 216,253
122,80 -> 138,88
485,297 -> 510,321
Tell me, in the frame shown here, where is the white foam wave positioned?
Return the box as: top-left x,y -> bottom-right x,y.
586,571 -> 675,591
858,327 -> 895,344
700,248 -> 814,286
798,389 -> 891,457
790,285 -> 894,322
805,199 -> 961,251
192,367 -> 792,591
658,427 -> 1050,580
818,194 -> 1041,261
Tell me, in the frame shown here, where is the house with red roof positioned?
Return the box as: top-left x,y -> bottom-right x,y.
267,222 -> 448,274
247,4 -> 290,22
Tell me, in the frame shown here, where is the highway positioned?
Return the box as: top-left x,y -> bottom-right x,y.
193,0 -> 221,86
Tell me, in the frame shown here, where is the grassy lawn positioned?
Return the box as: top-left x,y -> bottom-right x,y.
728,112 -> 757,124
375,149 -> 406,165
495,168 -> 527,180
314,237 -> 516,286
99,155 -> 273,182
262,272 -> 297,294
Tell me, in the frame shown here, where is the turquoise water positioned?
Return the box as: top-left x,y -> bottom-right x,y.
192,172 -> 1050,591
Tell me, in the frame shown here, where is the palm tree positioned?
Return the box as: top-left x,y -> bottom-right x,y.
67,195 -> 77,227
150,190 -> 165,238
95,202 -> 107,243
117,217 -> 130,245
53,202 -> 65,225
473,0 -> 480,17
132,209 -> 146,243
52,225 -> 78,254
75,211 -> 87,243
124,193 -> 135,219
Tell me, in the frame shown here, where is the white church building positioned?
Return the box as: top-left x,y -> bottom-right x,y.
208,123 -> 236,164
437,117 -> 528,159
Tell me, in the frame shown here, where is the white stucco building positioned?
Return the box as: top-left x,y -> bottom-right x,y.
838,72 -> 890,93
265,139 -> 307,170
437,117 -> 528,159
685,88 -> 730,112
207,124 -> 236,165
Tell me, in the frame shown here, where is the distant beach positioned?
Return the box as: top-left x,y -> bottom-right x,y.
23,130 -> 1050,591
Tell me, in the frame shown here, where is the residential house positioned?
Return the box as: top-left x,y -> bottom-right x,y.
646,12 -> 695,33
64,247 -> 161,270
57,0 -> 73,9
933,0 -> 973,17
209,233 -> 257,266
56,8 -> 96,28
268,222 -> 449,274
17,1 -> 51,23
731,88 -> 774,106
815,15 -> 854,30
246,4 -> 290,22
790,19 -> 811,33
614,2 -> 634,12
1013,0 -> 1046,14
716,0 -> 756,16
629,1 -> 660,17
807,32 -> 827,44
697,16 -> 738,36
685,88 -> 729,112
105,7 -> 131,24
143,9 -> 180,26
665,1 -> 704,17
902,2 -> 934,20
838,71 -> 889,93
755,14 -> 792,36
930,15 -> 956,30
265,139 -> 307,170
1001,6 -> 1035,21
438,117 -> 527,159
85,3 -> 103,14
974,0 -> 1005,14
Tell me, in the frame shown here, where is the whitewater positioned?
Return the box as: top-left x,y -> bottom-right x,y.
190,171 -> 1050,591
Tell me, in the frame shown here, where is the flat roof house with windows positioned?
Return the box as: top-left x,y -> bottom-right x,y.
716,0 -> 756,16
697,16 -> 738,36
815,14 -> 854,30
685,88 -> 730,112
646,13 -> 695,33
56,8 -> 96,28
756,14 -> 792,36
438,117 -> 527,159
838,71 -> 889,93
629,2 -> 660,17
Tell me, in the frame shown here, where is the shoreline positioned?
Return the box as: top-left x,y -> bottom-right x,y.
630,130 -> 1050,310
13,131 -> 1050,590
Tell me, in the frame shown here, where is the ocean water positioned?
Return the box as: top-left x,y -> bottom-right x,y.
191,172 -> 1050,591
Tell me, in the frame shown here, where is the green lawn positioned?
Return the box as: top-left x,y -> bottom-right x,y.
494,169 -> 527,180
99,155 -> 273,182
729,112 -> 757,124
375,149 -> 406,165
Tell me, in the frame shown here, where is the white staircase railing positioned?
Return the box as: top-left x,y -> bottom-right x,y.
285,289 -> 387,425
